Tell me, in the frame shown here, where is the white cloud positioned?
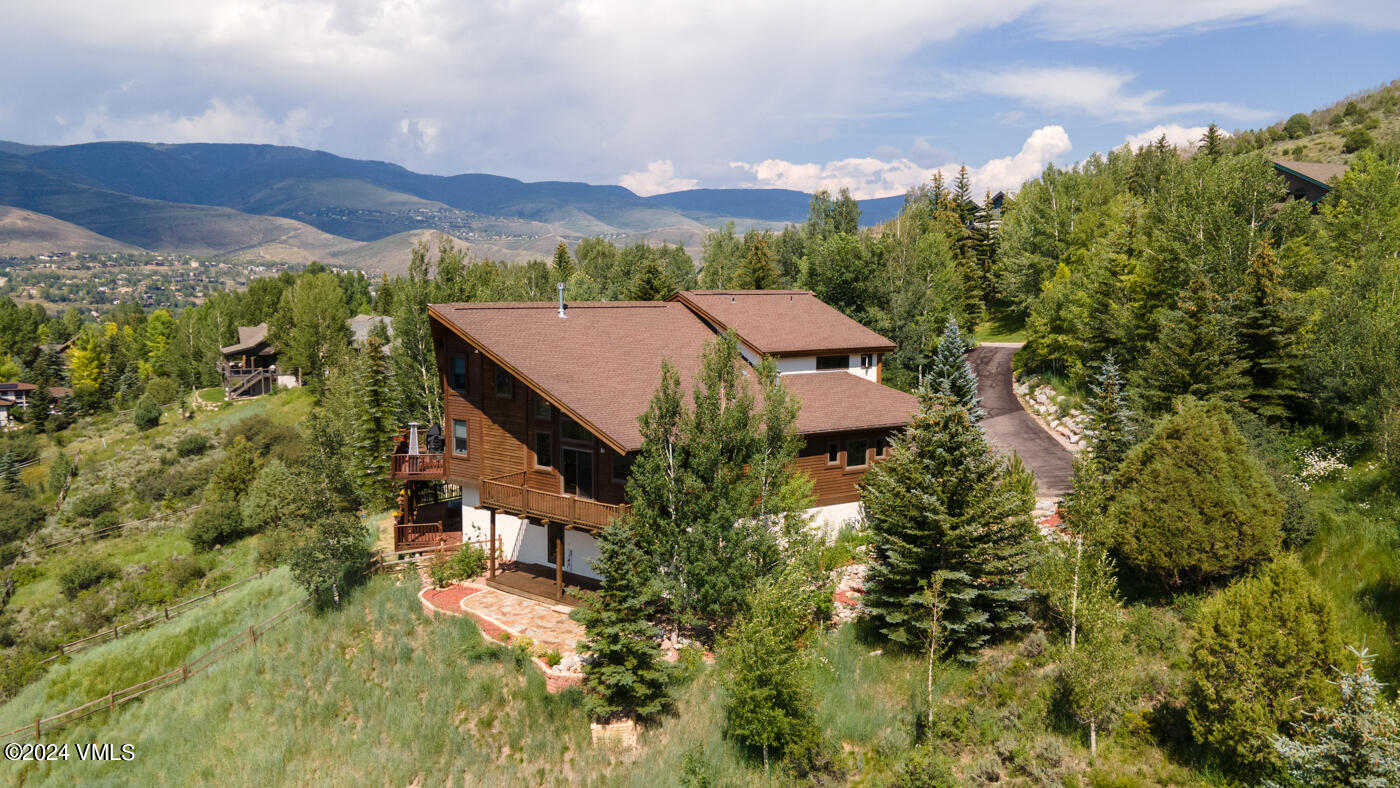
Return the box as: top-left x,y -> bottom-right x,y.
729,125 -> 1072,199
967,67 -> 1269,123
619,160 -> 699,196
59,97 -> 321,146
1124,123 -> 1219,150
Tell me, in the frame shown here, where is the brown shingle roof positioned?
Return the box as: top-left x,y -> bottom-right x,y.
430,300 -> 918,453
783,372 -> 919,436
1272,160 -> 1349,187
669,290 -> 896,356
431,301 -> 720,452
220,323 -> 273,356
0,382 -> 37,393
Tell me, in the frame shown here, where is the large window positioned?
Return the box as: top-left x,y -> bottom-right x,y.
816,355 -> 850,370
452,419 -> 468,456
450,356 -> 467,391
534,432 -> 553,468
532,395 -> 553,421
494,368 -> 514,399
845,438 -> 869,469
560,416 -> 591,444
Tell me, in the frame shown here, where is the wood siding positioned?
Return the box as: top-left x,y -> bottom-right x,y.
795,429 -> 896,507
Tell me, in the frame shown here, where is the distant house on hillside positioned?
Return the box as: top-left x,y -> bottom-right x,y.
218,323 -> 294,398
0,383 -> 69,427
385,289 -> 919,603
1273,160 -> 1349,206
349,313 -> 392,349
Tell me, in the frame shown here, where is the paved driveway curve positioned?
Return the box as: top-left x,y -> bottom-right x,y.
968,343 -> 1073,498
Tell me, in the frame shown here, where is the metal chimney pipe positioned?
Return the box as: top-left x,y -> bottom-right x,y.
557,282 -> 566,318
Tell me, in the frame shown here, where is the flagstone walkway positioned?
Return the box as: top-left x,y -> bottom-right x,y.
458,587 -> 585,656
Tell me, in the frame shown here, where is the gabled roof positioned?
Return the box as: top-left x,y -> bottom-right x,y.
219,323 -> 274,356
1272,160 -> 1349,189
430,301 -> 720,453
0,382 -> 37,393
0,397 -> 14,407
668,290 -> 896,356
783,372 -> 918,436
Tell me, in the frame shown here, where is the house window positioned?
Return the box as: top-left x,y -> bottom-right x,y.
827,441 -> 840,465
875,435 -> 889,458
533,395 -> 553,421
860,353 -> 874,369
560,416 -> 591,444
534,432 -> 553,468
452,419 -> 468,456
450,356 -> 467,391
611,451 -> 635,482
846,438 -> 869,469
816,355 -> 849,370
494,368 -> 514,399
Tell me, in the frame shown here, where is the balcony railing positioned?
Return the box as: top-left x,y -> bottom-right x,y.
480,472 -> 629,531
390,453 -> 445,479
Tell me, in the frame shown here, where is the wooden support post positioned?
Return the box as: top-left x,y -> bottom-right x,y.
555,532 -> 564,600
108,690 -> 115,713
489,509 -> 497,579
181,664 -> 189,683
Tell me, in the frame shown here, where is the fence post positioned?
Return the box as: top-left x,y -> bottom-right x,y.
33,716 -> 39,743
249,625 -> 256,644
108,690 -> 114,713
181,663 -> 188,683
58,643 -> 64,656
164,607 -> 170,621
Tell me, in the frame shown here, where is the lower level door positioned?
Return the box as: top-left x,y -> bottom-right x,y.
561,447 -> 594,499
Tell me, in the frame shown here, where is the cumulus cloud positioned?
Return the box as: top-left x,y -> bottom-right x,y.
967,67 -> 1268,123
1124,123 -> 1219,150
729,125 -> 1072,199
619,161 -> 699,196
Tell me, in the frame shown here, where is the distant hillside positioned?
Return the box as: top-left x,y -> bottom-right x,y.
0,206 -> 143,256
1238,79 -> 1400,164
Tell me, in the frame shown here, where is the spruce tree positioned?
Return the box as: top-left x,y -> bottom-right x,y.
1268,648 -> 1400,788
574,518 -> 671,722
1132,273 -> 1248,417
927,316 -> 984,421
0,452 -> 22,496
1085,355 -> 1134,474
1238,242 -> 1303,420
350,336 -> 398,508
731,235 -> 782,290
552,241 -> 575,284
861,394 -> 1036,659
626,260 -> 673,301
1201,123 -> 1225,158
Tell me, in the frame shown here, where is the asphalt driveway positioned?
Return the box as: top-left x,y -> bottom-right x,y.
968,343 -> 1073,498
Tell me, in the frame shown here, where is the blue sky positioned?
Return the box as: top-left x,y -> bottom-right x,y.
1,2 -> 1397,198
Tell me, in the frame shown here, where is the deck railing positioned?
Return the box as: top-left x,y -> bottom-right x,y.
390,452 -> 445,478
394,521 -> 446,550
480,472 -> 629,531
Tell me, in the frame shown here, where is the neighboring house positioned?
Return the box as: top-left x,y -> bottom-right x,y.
218,323 -> 293,398
0,383 -> 67,427
0,397 -> 14,427
349,314 -> 392,351
387,289 -> 918,602
1273,160 -> 1349,206
0,382 -> 37,409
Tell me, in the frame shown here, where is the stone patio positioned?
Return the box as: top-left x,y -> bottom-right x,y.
458,587 -> 585,656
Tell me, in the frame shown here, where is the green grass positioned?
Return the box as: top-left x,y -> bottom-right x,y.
974,310 -> 1028,344
196,387 -> 225,403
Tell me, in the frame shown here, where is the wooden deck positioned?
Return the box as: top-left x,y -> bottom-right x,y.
394,500 -> 463,551
486,563 -> 599,607
480,472 -> 630,531
390,451 -> 445,480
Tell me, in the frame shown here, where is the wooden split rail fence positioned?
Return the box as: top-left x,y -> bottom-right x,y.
0,598 -> 308,745
38,568 -> 273,665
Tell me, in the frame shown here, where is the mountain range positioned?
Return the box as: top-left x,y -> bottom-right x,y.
0,141 -> 905,271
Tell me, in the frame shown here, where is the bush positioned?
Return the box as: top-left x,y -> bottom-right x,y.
1103,398 -> 1283,589
225,414 -> 303,463
145,376 -> 178,405
134,459 -> 213,504
67,489 -> 115,520
0,496 -> 45,543
92,510 -> 122,532
428,545 -> 487,588
1187,556 -> 1341,773
0,432 -> 40,464
1343,128 -> 1374,154
894,745 -> 959,788
187,499 -> 248,552
132,395 -> 162,431
175,434 -> 212,458
1283,112 -> 1311,139
58,558 -> 118,599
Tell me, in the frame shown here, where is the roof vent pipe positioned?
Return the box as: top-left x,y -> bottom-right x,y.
557,282 -> 566,318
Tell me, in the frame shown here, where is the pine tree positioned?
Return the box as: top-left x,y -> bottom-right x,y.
1268,648 -> 1400,788
731,234 -> 782,290
0,452 -> 22,496
861,393 -> 1036,659
1085,355 -> 1134,474
720,566 -> 820,771
1133,273 -> 1248,417
350,336 -> 398,508
573,519 -> 671,722
1201,123 -> 1225,158
131,394 -> 161,431
552,241 -> 575,284
1238,243 -> 1302,420
626,260 -> 673,301
927,316 -> 984,421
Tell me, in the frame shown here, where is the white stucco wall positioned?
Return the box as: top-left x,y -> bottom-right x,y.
806,501 -> 864,540
460,484 -> 604,580
774,354 -> 879,382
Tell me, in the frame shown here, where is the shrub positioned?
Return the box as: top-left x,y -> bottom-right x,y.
92,510 -> 122,532
187,499 -> 248,552
0,496 -> 45,543
67,489 -> 116,520
134,459 -> 212,504
1283,113 -> 1311,139
1103,398 -> 1283,589
540,649 -> 562,668
145,376 -> 178,405
1343,128 -> 1374,154
132,394 -> 162,431
894,745 -> 959,788
428,545 -> 487,588
175,434 -> 212,458
58,558 -> 118,599
1188,556 -> 1341,773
